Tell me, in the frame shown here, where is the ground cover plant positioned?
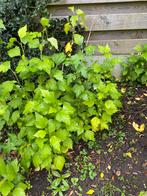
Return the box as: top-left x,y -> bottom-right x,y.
0,11 -> 123,195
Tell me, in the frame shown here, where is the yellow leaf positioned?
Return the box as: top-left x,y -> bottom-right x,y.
65,42 -> 73,54
133,122 -> 145,133
86,189 -> 95,195
125,152 -> 132,158
121,87 -> 126,93
144,93 -> 147,96
100,172 -> 104,178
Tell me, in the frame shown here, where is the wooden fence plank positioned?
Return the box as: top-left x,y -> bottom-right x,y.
84,30 -> 147,40
54,13 -> 147,31
48,2 -> 147,16
49,0 -> 147,5
87,39 -> 147,54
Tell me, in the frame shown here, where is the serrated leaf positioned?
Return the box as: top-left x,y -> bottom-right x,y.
0,61 -> 10,73
48,37 -> 58,50
8,46 -> 21,58
53,70 -> 63,81
0,180 -> 14,196
18,25 -> 27,39
105,100 -> 117,115
74,34 -> 84,46
35,113 -> 48,129
53,155 -> 65,171
56,110 -> 71,125
64,22 -> 70,34
52,53 -> 66,66
0,19 -> 5,29
23,101 -> 36,114
91,117 -> 100,131
40,17 -> 49,27
34,130 -> 46,138
41,89 -> 56,104
84,130 -> 95,141
12,187 -> 25,196
50,136 -> 61,153
11,110 -> 20,123
0,158 -> 6,176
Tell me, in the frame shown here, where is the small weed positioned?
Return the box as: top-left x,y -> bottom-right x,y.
48,171 -> 71,196
98,182 -> 126,196
76,149 -> 97,181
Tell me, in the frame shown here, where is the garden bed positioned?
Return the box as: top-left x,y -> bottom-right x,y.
28,84 -> 147,196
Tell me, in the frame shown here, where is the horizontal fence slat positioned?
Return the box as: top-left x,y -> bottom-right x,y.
48,2 -> 147,16
52,13 -> 147,31
49,0 -> 147,5
84,30 -> 147,40
87,39 -> 147,54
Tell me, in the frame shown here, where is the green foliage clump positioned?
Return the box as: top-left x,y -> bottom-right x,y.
122,44 -> 147,85
0,16 -> 121,194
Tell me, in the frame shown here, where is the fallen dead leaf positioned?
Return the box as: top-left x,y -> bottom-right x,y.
100,172 -> 104,179
133,122 -> 145,133
86,189 -> 95,195
121,87 -> 126,93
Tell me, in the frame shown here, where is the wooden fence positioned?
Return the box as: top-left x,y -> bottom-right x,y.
48,0 -> 147,56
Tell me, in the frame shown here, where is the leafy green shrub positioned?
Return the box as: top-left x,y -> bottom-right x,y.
122,44 -> 147,85
0,17 -> 121,194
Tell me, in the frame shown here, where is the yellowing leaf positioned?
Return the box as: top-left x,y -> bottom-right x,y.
121,87 -> 126,93
91,117 -> 100,131
133,122 -> 145,133
18,25 -> 27,39
144,93 -> 147,96
125,152 -> 132,158
86,189 -> 95,195
100,172 -> 104,178
65,42 -> 73,54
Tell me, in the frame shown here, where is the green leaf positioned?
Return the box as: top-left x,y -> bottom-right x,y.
56,110 -> 71,125
35,113 -> 48,129
0,119 -> 5,131
7,38 -> 17,49
53,70 -> 63,81
105,100 -> 117,115
12,187 -> 25,196
0,19 -> 5,29
34,130 -> 46,138
0,157 -> 6,176
73,84 -> 84,97
52,53 -> 66,66
91,117 -> 100,131
23,101 -> 36,114
48,37 -> 58,50
50,136 -> 61,153
64,23 -> 70,35
11,110 -> 20,123
74,34 -> 84,46
84,130 -> 95,141
63,102 -> 75,115
0,180 -> 14,196
40,17 -> 49,27
0,61 -> 10,73
8,46 -> 21,58
70,15 -> 78,27
18,25 -> 27,39
41,90 -> 56,104
53,155 -> 65,171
